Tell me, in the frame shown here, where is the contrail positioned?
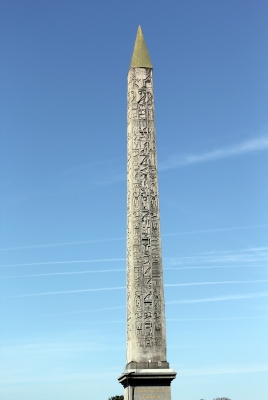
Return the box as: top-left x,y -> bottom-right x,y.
165,279 -> 268,287
4,286 -> 126,298
162,224 -> 268,237
164,248 -> 268,261
164,252 -> 268,265
4,280 -> 268,298
3,265 -> 267,278
167,316 -> 268,321
167,292 -> 268,305
174,363 -> 268,376
159,135 -> 268,171
165,264 -> 267,271
46,310 -> 268,319
3,269 -> 125,278
45,306 -> 126,316
1,224 -> 267,252
1,249 -> 268,268
195,246 -> 268,255
0,237 -> 125,252
0,258 -> 125,268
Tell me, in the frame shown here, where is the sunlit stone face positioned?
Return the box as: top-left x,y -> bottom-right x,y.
126,65 -> 167,364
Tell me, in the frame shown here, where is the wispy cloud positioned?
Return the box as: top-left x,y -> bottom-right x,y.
159,135 -> 268,171
4,265 -> 267,278
162,224 -> 268,237
167,316 -> 268,321
4,269 -> 125,278
165,247 -> 268,266
1,224 -> 266,252
165,279 -> 268,287
0,247 -> 268,268
167,292 -> 268,305
4,281 -> 268,298
4,286 -> 126,298
200,246 -> 268,255
0,238 -> 125,252
165,264 -> 267,271
45,306 -> 126,316
0,333 -> 124,385
47,311 -> 268,320
1,371 -> 120,385
174,363 -> 268,376
0,258 -> 125,268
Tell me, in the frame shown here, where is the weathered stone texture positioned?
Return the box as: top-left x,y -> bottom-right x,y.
119,27 -> 176,400
126,65 -> 167,364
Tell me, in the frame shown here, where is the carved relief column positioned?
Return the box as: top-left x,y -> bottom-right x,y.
119,26 -> 176,400
126,64 -> 167,365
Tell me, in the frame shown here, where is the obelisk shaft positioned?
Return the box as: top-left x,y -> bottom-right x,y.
119,27 -> 176,400
126,27 -> 167,365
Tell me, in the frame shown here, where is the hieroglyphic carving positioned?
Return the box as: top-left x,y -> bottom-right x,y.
126,66 -> 167,362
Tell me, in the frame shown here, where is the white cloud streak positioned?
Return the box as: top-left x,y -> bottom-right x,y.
167,316 -> 268,321
199,246 -> 268,255
165,247 -> 268,266
45,306 -> 126,316
174,363 -> 268,376
45,311 -> 268,320
0,333 -> 124,385
165,279 -> 268,287
167,292 -> 268,305
2,246 -> 268,269
3,264 -> 267,278
159,135 -> 268,171
165,264 -> 267,271
1,224 -> 266,252
4,281 -> 268,298
4,269 -> 125,278
0,258 -> 125,268
0,237 -> 125,252
4,286 -> 126,298
162,224 -> 268,237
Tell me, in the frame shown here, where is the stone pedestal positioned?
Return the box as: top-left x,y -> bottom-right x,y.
118,369 -> 176,400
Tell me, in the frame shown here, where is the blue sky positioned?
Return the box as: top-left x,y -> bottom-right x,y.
0,1 -> 268,399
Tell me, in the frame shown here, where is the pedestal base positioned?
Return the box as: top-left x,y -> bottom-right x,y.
118,369 -> 176,400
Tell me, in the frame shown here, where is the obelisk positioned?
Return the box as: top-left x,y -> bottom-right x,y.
118,26 -> 176,400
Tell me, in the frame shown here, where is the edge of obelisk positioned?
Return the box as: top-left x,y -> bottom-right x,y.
118,368 -> 177,387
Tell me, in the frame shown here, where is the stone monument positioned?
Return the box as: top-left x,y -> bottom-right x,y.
118,26 -> 176,400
